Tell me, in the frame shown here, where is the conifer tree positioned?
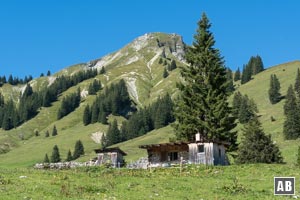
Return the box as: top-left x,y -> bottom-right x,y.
232,91 -> 242,118
174,13 -> 236,148
83,105 -> 91,126
284,85 -> 296,115
163,60 -> 167,66
268,74 -> 281,104
52,125 -> 58,136
236,117 -> 283,164
238,95 -> 258,124
66,150 -> 73,162
283,85 -> 300,139
163,67 -> 169,78
251,55 -> 264,75
42,90 -> 52,107
45,130 -> 49,137
100,67 -> 105,74
106,119 -> 121,146
44,153 -> 50,163
73,140 -> 84,159
98,110 -> 108,124
168,60 -> 177,71
234,67 -> 241,81
241,64 -> 252,84
101,133 -> 108,149
50,145 -> 61,163
294,68 -> 300,95
158,58 -> 163,64
226,68 -> 234,93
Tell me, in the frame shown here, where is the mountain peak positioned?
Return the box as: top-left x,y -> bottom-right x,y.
88,32 -> 186,70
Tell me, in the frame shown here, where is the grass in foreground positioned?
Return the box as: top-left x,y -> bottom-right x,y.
0,164 -> 299,200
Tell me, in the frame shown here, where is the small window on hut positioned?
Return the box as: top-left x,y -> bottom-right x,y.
198,144 -> 204,153
168,152 -> 178,161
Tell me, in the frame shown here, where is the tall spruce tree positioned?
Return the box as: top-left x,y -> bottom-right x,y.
234,67 -> 241,81
236,117 -> 283,164
174,13 -> 236,148
163,67 -> 169,78
268,74 -> 281,104
226,68 -> 234,93
106,119 -> 121,146
73,140 -> 85,159
66,150 -> 73,162
45,130 -> 49,137
101,133 -> 108,149
238,95 -> 258,124
294,68 -> 300,96
251,55 -> 264,75
83,105 -> 91,126
232,91 -> 243,118
50,145 -> 61,163
283,85 -> 300,139
284,85 -> 297,115
241,64 -> 252,84
52,125 -> 58,136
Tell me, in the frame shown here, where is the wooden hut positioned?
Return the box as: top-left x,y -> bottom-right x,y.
94,147 -> 126,167
139,134 -> 229,166
139,142 -> 189,166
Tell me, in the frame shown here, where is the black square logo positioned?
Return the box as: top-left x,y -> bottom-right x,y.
274,177 -> 295,195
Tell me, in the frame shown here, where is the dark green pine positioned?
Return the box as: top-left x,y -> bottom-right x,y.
236,117 -> 283,164
106,119 -> 121,146
294,68 -> 300,95
83,105 -> 91,126
50,145 -> 61,163
283,85 -> 300,139
268,74 -> 281,104
73,140 -> 85,159
52,125 -> 58,136
234,67 -> 241,81
66,150 -> 73,162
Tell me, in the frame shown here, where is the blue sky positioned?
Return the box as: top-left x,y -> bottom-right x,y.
0,0 -> 299,78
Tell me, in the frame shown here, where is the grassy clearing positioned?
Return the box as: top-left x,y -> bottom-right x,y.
0,164 -> 299,199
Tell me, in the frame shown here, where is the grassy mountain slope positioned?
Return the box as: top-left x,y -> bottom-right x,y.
236,60 -> 300,164
0,33 -> 186,167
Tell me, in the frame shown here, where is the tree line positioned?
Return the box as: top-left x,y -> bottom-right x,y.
234,55 -> 264,84
0,68 -> 99,130
0,74 -> 33,87
57,88 -> 81,120
83,79 -> 132,126
101,93 -> 175,148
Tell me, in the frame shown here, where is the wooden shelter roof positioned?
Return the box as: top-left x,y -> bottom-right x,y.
139,142 -> 189,149
139,140 -> 230,150
94,147 -> 127,156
